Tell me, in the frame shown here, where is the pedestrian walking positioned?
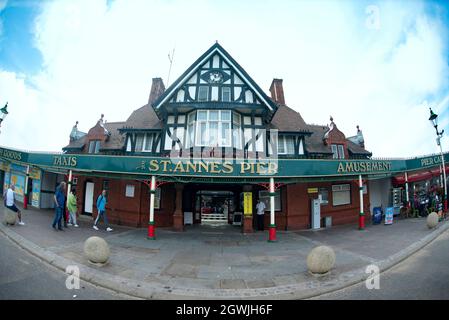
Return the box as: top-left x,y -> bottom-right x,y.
93,190 -> 113,232
67,187 -> 79,227
4,184 -> 25,225
256,199 -> 266,231
52,182 -> 66,231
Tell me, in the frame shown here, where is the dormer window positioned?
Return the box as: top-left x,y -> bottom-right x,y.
278,135 -> 295,155
88,140 -> 101,154
331,144 -> 345,159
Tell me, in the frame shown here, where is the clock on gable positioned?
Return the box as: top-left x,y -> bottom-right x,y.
209,71 -> 223,83
200,70 -> 229,84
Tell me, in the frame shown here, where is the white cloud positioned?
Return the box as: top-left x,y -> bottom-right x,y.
0,0 -> 448,157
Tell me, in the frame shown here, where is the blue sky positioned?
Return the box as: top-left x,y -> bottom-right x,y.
0,0 -> 449,157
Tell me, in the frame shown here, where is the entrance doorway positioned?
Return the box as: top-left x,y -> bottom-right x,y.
84,181 -> 94,215
27,178 -> 33,205
195,190 -> 234,226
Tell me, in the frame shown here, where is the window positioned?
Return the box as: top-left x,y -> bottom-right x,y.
259,190 -> 281,211
134,133 -> 159,152
195,110 -> 232,147
278,136 -> 295,154
331,144 -> 345,159
332,184 -> 351,206
143,133 -> 154,152
338,145 -> 345,159
135,134 -> 144,152
198,86 -> 208,101
222,87 -> 231,102
319,188 -> 329,205
125,184 -> 135,197
102,180 -> 109,191
88,140 -> 101,154
331,144 -> 338,159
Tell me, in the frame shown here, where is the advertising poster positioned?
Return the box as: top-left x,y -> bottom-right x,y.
243,192 -> 252,216
32,179 -> 41,208
385,207 -> 394,225
10,174 -> 25,196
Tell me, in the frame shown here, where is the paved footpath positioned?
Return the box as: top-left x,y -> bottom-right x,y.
1,207 -> 448,299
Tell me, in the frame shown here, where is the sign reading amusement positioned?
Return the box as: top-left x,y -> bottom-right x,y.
0,146 -> 448,179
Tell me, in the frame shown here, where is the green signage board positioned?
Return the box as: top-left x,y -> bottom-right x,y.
1,146 -> 448,180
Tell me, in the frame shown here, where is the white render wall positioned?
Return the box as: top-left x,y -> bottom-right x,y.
368,177 -> 392,214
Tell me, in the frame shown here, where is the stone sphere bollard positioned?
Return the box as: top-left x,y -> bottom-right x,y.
83,236 -> 110,265
307,245 -> 336,275
3,208 -> 16,225
427,212 -> 439,229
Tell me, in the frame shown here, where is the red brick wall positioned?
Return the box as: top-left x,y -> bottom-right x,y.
82,122 -> 107,153
285,180 -> 370,230
326,125 -> 349,159
252,185 -> 288,230
73,175 -> 176,228
138,183 -> 175,228
71,176 -> 369,230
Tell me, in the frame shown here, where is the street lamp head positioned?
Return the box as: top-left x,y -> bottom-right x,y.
0,102 -> 8,122
429,107 -> 438,126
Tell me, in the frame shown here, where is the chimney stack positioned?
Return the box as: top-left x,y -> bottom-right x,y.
269,78 -> 285,105
148,78 -> 166,105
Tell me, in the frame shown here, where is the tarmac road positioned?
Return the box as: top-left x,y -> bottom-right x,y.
314,229 -> 449,300
0,232 -> 130,300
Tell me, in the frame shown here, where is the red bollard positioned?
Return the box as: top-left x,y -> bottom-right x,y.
23,195 -> 28,210
359,214 -> 365,230
147,221 -> 156,240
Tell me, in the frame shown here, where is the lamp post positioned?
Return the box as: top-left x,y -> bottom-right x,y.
429,108 -> 447,212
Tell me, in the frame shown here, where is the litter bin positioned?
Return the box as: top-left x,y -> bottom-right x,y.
373,207 -> 382,225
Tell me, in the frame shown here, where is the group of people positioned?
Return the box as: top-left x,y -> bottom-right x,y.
52,182 -> 112,232
412,190 -> 443,216
2,181 -> 113,232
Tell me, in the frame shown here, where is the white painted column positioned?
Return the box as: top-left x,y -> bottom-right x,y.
148,175 -> 157,239
270,177 -> 275,226
440,165 -> 444,188
358,175 -> 365,229
359,175 -> 364,213
405,172 -> 409,204
150,175 -> 156,223
67,170 -> 73,198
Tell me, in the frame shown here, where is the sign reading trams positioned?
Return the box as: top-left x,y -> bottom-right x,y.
1,146 -> 449,178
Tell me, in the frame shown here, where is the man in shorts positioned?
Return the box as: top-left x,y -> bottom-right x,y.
4,184 -> 25,225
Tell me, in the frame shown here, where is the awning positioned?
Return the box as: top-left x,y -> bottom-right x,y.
393,166 -> 449,185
